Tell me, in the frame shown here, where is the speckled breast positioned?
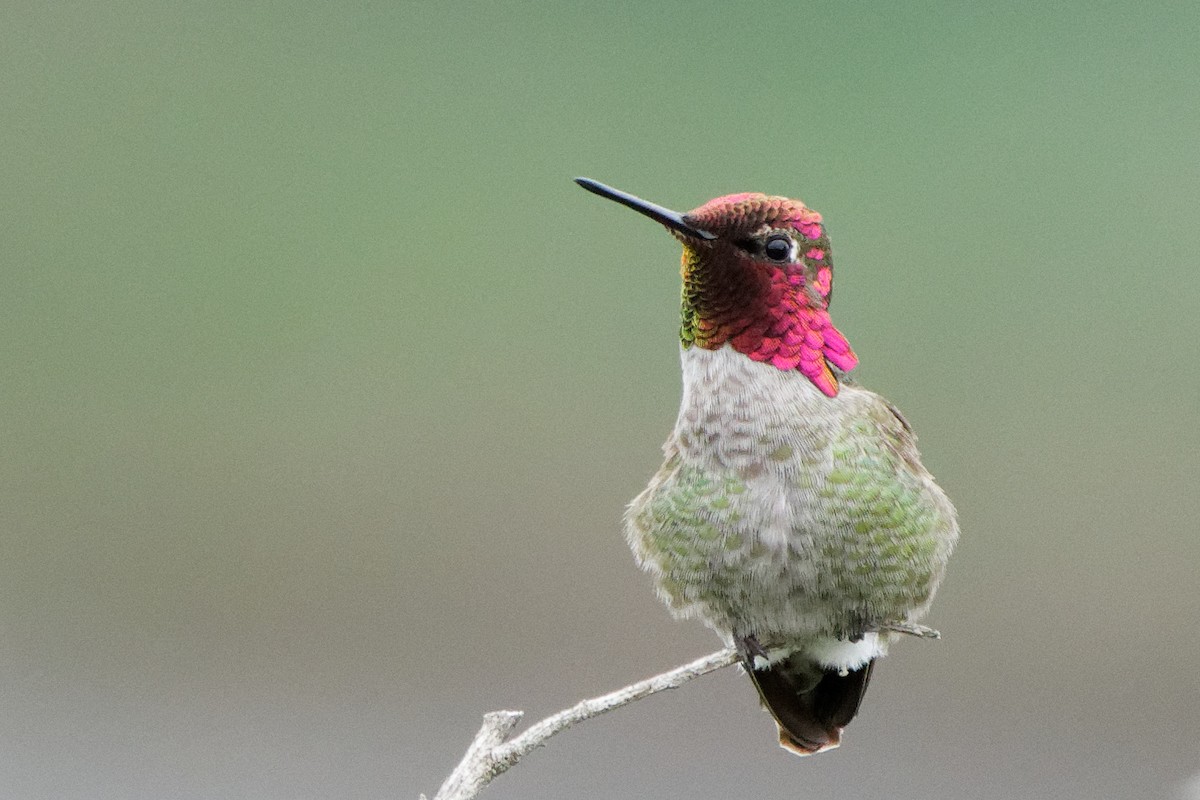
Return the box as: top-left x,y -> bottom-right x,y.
624,346 -> 958,645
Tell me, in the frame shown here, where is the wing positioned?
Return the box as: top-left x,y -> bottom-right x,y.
798,390 -> 959,625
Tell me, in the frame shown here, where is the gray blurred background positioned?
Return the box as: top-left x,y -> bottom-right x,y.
3,2 -> 1198,799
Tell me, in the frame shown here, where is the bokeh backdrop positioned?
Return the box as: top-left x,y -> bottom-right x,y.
3,2 -> 1198,799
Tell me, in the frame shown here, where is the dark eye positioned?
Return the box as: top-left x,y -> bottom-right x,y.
764,235 -> 792,262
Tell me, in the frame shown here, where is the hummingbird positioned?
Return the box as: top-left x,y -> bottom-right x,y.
575,177 -> 959,755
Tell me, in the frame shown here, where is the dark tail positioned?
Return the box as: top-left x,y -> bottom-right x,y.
739,643 -> 875,756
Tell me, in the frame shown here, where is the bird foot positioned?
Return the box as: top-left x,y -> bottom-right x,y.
735,635 -> 774,670
875,621 -> 941,640
735,635 -> 798,670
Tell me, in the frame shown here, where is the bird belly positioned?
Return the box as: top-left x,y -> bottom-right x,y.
624,346 -> 957,657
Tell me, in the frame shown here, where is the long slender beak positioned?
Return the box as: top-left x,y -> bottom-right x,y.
574,177 -> 716,241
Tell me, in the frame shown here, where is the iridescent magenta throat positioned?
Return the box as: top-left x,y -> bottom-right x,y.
681,249 -> 857,397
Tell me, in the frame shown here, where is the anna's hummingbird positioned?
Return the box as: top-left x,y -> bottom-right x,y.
576,177 -> 959,755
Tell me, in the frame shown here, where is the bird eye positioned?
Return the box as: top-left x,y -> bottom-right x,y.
764,235 -> 792,262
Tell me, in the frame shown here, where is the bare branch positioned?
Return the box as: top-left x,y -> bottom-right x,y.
426,648 -> 740,800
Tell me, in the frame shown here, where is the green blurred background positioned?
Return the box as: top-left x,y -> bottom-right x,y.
3,2 -> 1198,798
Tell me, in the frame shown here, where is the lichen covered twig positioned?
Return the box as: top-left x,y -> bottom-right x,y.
423,648 -> 739,800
